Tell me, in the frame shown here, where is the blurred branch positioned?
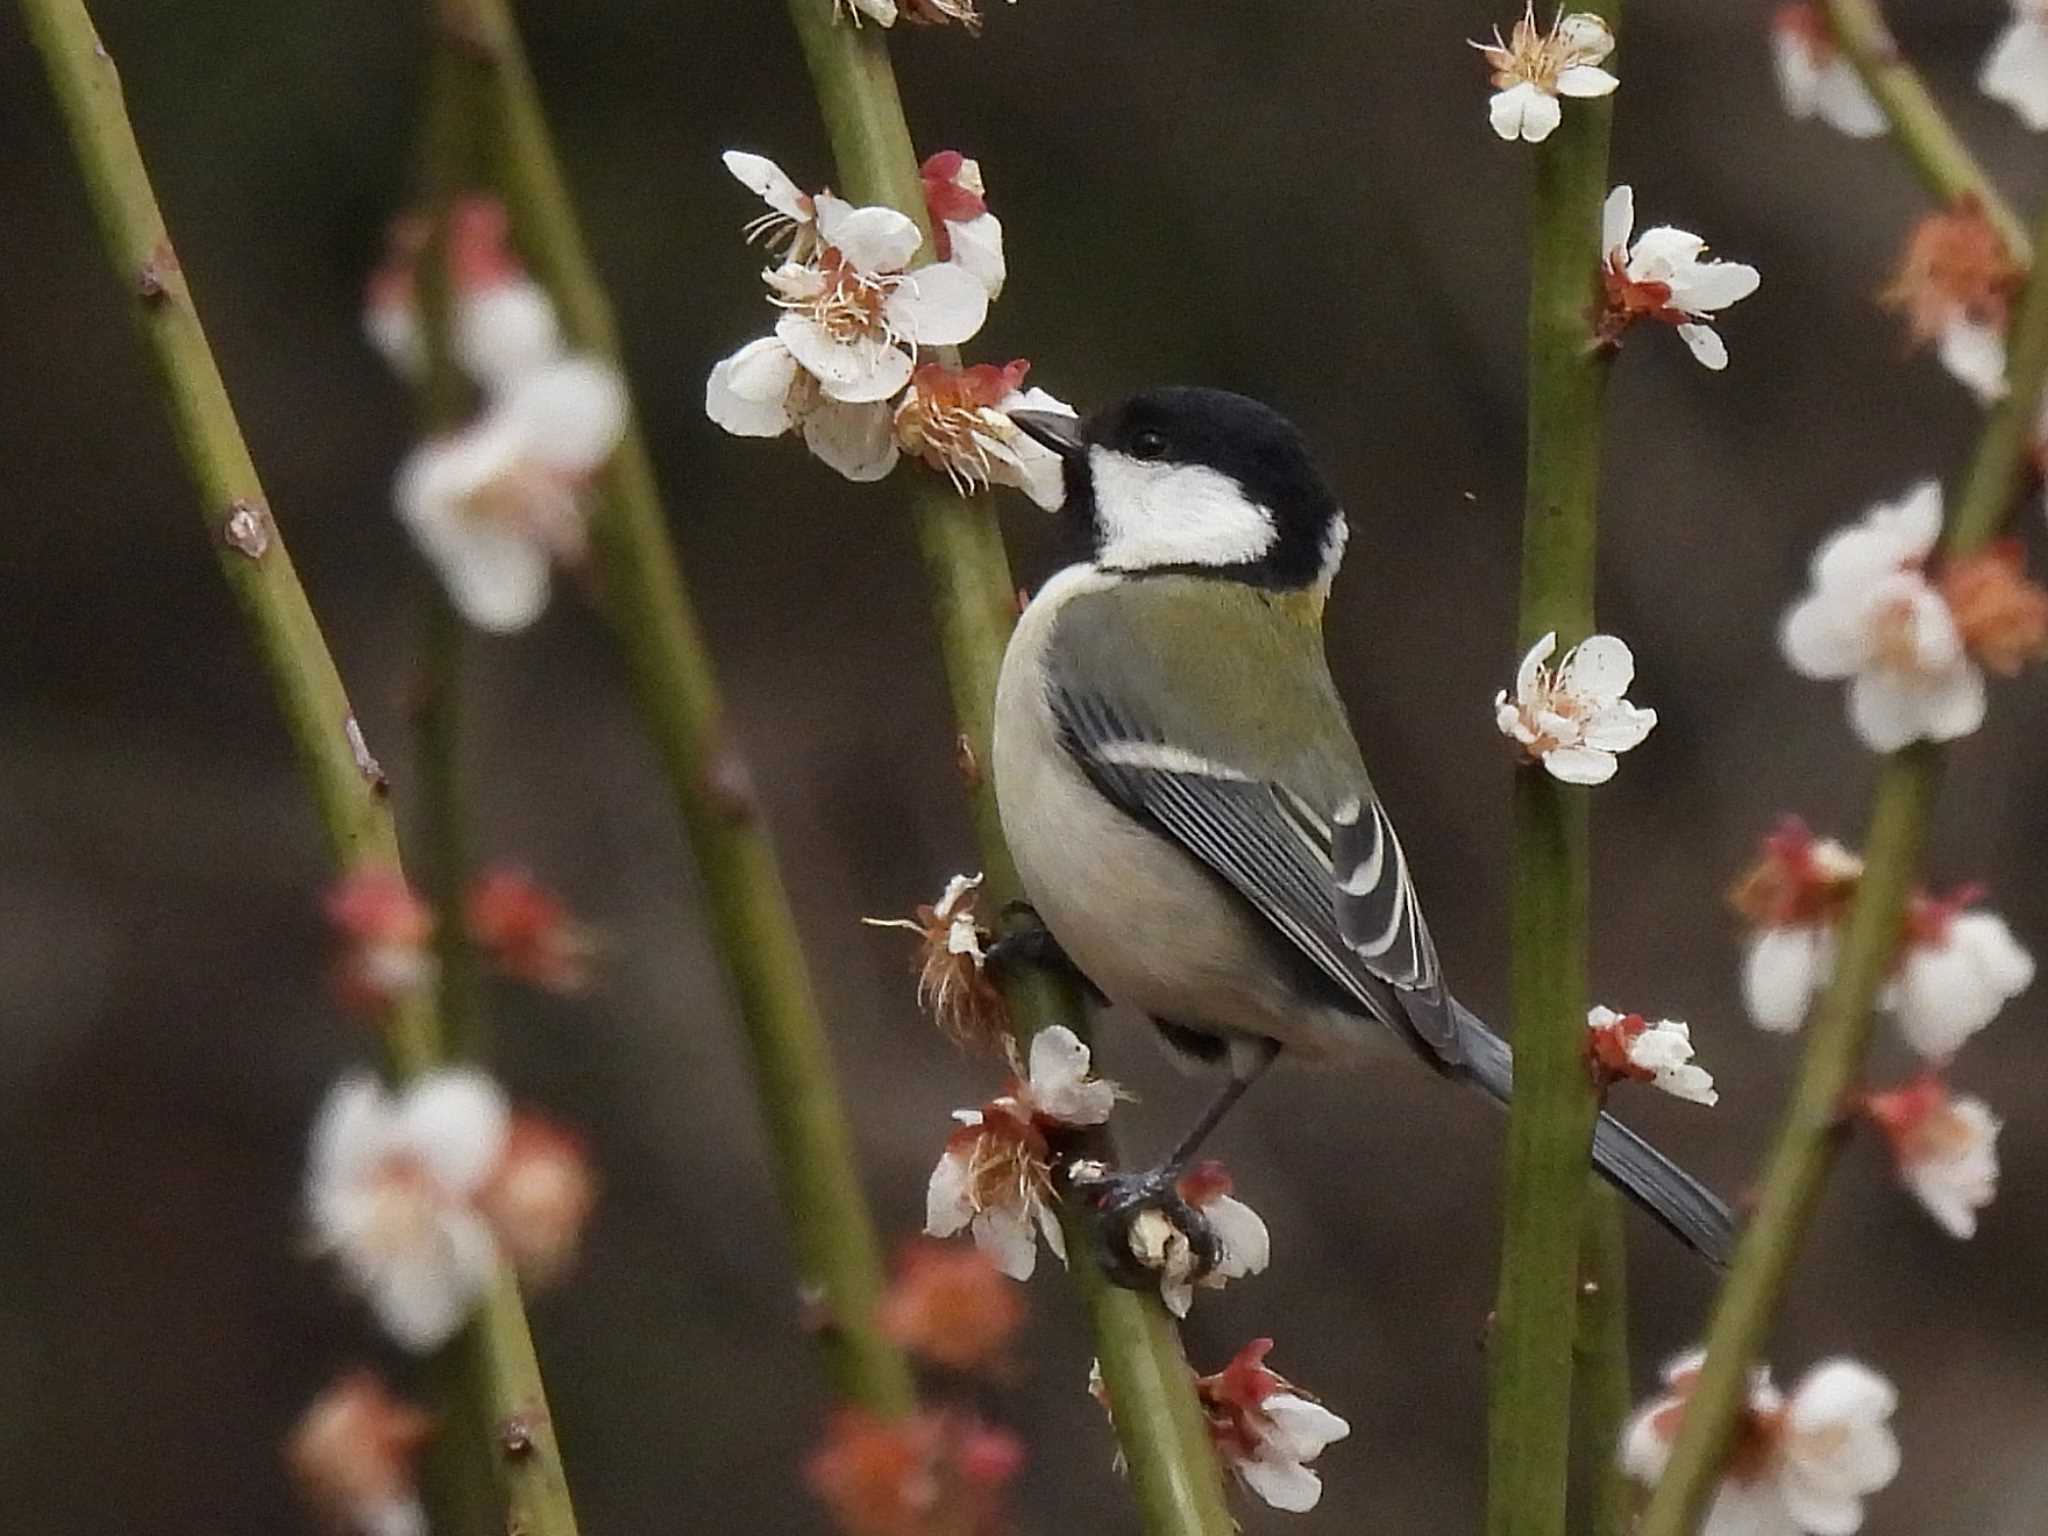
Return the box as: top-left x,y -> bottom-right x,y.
1636,184 -> 2048,1536
1571,1185 -> 1632,1536
16,4 -> 581,1534
441,0 -> 919,1414
781,5 -> 1235,1532
1487,9 -> 1621,1533
1824,0 -> 2031,261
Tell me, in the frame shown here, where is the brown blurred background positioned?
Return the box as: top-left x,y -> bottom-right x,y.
3,0 -> 2046,1530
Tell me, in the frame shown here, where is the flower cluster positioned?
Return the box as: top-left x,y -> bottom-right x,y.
707,151 -> 1072,503
1598,186 -> 1761,370
877,1241 -> 1025,1371
865,872 -> 1011,1051
1182,1340 -> 1353,1512
1622,1350 -> 1900,1536
368,196 -> 628,633
1494,629 -> 1657,785
1769,3 -> 1887,137
1473,5 -> 1618,144
305,1068 -> 596,1349
923,1025 -> 1118,1279
287,1370 -> 435,1536
1982,0 -> 2048,130
1781,482 -> 2048,751
325,866 -> 595,1016
1586,1006 -> 1718,1105
807,1408 -> 1023,1536
1881,199 -> 2025,404
1729,820 -> 2029,1236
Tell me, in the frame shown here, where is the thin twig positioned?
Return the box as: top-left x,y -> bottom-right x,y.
779,5 -> 1235,1532
1571,1185 -> 1633,1536
14,4 -> 583,1533
437,0 -> 920,1414
1824,0 -> 2032,262
1486,6 -> 1623,1532
1636,183 -> 2048,1536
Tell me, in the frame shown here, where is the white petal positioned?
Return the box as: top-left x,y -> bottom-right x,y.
1515,631 -> 1559,703
369,1208 -> 499,1352
883,262 -> 990,348
1677,322 -> 1730,370
815,198 -> 923,274
1204,1194 -> 1271,1279
365,299 -> 424,380
1602,185 -> 1635,258
1937,318 -> 2010,403
1263,1393 -> 1351,1457
1027,1024 -> 1116,1126
1556,63 -> 1619,97
398,1071 -> 512,1193
972,1206 -> 1039,1281
308,1076 -> 395,1210
1557,633 -> 1636,702
945,212 -> 1006,299
1619,1397 -> 1676,1483
1038,1199 -> 1069,1265
1981,18 -> 2048,130
1845,671 -> 1927,754
498,357 -> 629,472
1237,1453 -> 1324,1513
1772,29 -> 1823,117
1671,261 -> 1762,315
1813,61 -> 1890,137
722,150 -> 811,224
1952,911 -> 2036,995
802,397 -> 899,481
1502,83 -> 1564,142
1780,590 -> 1869,679
775,314 -> 914,403
1743,926 -> 1833,1032
705,338 -> 799,438
1628,226 -> 1709,281
925,1149 -> 974,1238
1557,12 -> 1615,59
453,280 -> 564,391
393,428 -> 555,634
1542,745 -> 1618,785
1580,700 -> 1657,752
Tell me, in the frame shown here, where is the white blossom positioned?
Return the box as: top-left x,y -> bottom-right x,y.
1194,1340 -> 1352,1513
395,357 -> 627,632
1981,0 -> 2048,131
453,279 -> 563,394
1494,630 -> 1657,785
1936,317 -> 2011,405
1886,904 -> 2034,1058
1587,1006 -> 1718,1105
921,151 -> 1006,299
895,363 -> 1073,508
306,1071 -> 510,1351
705,336 -> 899,482
1602,186 -> 1762,369
1865,1077 -> 2001,1238
836,0 -> 899,24
1622,1351 -> 1899,1536
1771,5 -> 1887,137
1475,6 -> 1619,144
1780,482 -> 1986,752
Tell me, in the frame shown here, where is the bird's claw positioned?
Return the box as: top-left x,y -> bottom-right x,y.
984,904 -> 1110,1005
1067,1162 -> 1220,1292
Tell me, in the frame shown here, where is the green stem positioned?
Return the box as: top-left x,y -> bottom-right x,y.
1486,10 -> 1620,1533
1571,1185 -> 1632,1536
17,4 -> 582,1534
1824,0 -> 2032,262
1636,184 -> 2048,1536
447,0 -> 917,1414
781,5 -> 1233,1531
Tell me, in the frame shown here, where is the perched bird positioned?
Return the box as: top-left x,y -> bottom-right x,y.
995,387 -> 1733,1267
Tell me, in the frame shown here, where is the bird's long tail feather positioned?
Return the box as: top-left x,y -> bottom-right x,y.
1447,999 -> 1737,1266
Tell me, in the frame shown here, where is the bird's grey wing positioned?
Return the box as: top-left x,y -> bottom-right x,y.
1049,682 -> 1466,1071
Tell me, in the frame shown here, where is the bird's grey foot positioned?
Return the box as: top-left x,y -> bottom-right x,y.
1067,1161 -> 1219,1292
985,902 -> 1110,1006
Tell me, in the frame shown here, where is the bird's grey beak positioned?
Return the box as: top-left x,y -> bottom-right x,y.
1007,410 -> 1087,461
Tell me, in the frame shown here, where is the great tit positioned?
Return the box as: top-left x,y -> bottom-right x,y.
996,387 -> 1733,1265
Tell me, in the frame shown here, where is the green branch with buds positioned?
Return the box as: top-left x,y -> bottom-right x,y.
780,5 -> 1236,1533
1485,6 -> 1625,1534
13,3 -> 579,1533
1635,156 -> 2048,1536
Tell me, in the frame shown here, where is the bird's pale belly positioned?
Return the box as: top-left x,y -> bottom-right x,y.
992,636 -> 1370,1066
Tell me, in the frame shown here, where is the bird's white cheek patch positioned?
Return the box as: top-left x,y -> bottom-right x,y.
1089,448 -> 1278,570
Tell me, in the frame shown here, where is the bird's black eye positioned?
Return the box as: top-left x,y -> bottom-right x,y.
1129,428 -> 1168,461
